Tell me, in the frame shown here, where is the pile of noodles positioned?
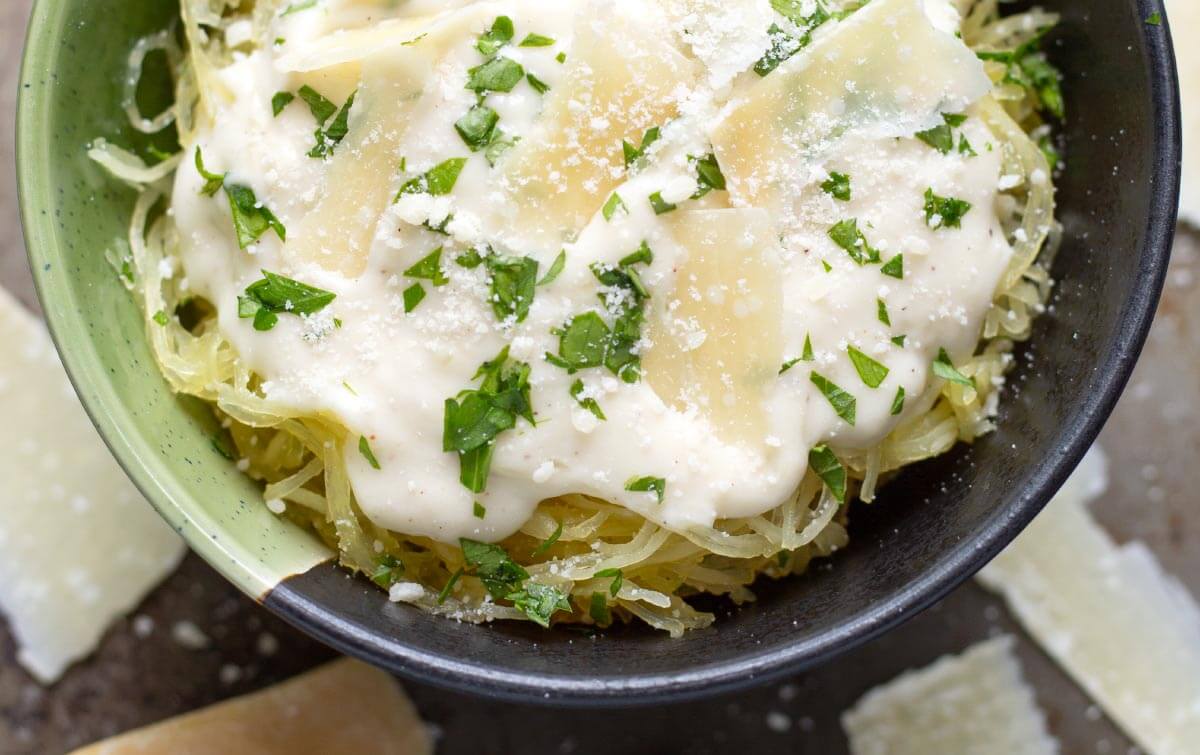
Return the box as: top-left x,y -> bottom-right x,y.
91,0 -> 1060,635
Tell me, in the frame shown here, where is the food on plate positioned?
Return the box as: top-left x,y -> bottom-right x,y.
94,0 -> 1062,633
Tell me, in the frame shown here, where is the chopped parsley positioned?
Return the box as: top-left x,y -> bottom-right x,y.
807,444 -> 846,503
755,0 -> 830,75
210,434 -> 235,461
810,371 -> 857,425
152,310 -> 170,326
396,157 -> 468,198
531,521 -> 563,556
1146,11 -> 1162,25
308,90 -> 355,158
549,243 -> 654,382
881,254 -> 904,279
923,188 -> 972,229
555,51 -> 567,64
828,218 -> 880,264
358,435 -> 381,470
473,501 -> 487,519
648,191 -> 677,215
780,334 -> 815,374
225,184 -> 287,249
455,103 -> 500,151
508,583 -> 571,628
877,297 -> 891,326
570,379 -> 606,421
520,33 -> 556,47
602,192 -> 627,221
915,113 -> 968,155
526,73 -> 550,94
589,592 -> 611,625
538,250 -> 567,286
625,475 -> 666,503
976,29 -> 1064,119
622,126 -> 661,169
371,555 -> 404,588
238,270 -> 334,331
821,171 -> 851,201
437,568 -> 463,604
890,386 -> 906,415
475,16 -> 513,55
595,567 -> 623,596
271,91 -> 295,117
891,334 -> 907,347
405,247 -> 450,287
463,538 -> 529,598
932,348 -> 974,388
691,153 -> 727,197
443,347 -> 534,493
484,133 -> 519,167
754,23 -> 803,77
847,346 -> 889,388
467,57 -> 525,93
194,148 -> 226,197
459,539 -> 569,626
455,248 -> 484,268
476,16 -> 514,56
403,283 -> 426,313
486,254 -> 540,323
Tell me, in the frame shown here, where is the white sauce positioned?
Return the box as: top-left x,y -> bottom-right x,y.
171,0 -> 1013,544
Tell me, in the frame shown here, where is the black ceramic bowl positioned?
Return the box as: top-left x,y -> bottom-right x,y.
20,0 -> 1179,705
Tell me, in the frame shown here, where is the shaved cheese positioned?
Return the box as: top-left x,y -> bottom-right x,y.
645,209 -> 783,446
841,636 -> 1059,755
977,446 -> 1200,755
1167,0 -> 1200,225
0,288 -> 185,683
711,0 -> 990,214
67,658 -> 432,754
275,15 -> 444,73
498,10 -> 699,250
287,48 -> 430,277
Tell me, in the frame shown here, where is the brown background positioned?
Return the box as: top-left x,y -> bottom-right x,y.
2,1 -> 1196,752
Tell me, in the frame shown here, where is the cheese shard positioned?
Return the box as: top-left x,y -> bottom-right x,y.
68,658 -> 432,755
498,11 -> 699,250
841,636 -> 1059,755
711,0 -> 990,213
645,209 -> 783,446
977,446 -> 1200,755
286,47 -> 430,277
1167,0 -> 1200,225
0,288 -> 185,684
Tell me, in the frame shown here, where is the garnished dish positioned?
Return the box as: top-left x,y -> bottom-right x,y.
94,0 -> 1062,634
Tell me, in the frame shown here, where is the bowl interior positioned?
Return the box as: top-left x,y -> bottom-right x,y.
17,0 -> 1178,704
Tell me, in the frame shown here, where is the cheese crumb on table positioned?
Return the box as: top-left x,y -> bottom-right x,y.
0,287 -> 185,684
67,658 -> 432,755
841,636 -> 1058,755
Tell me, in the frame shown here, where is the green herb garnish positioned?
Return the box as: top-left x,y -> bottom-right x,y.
877,297 -> 891,326
648,191 -> 677,215
238,270 -> 334,331
371,555 -> 404,588
520,33 -> 556,47
455,104 -> 500,151
358,435 -> 381,470
890,386 -> 906,415
881,254 -> 904,279
444,347 -> 534,492
476,16 -> 514,56
602,192 -> 627,221
538,250 -> 566,286
271,91 -> 295,117
828,218 -> 879,264
589,592 -> 611,625
807,444 -> 846,503
473,501 -> 487,519
405,247 -> 450,286
396,157 -> 468,198
923,188 -> 972,229
194,147 -> 226,197
821,171 -> 851,201
622,126 -> 661,169
847,346 -> 889,388
486,254 -> 539,323
532,521 -> 563,556
810,371 -> 856,425
691,153 -> 727,197
594,567 -> 623,596
625,476 -> 666,503
467,57 -> 525,93
976,29 -> 1064,119
403,283 -> 426,313
526,73 -> 550,94
508,583 -> 571,627
932,348 -> 974,387
570,379 -> 606,421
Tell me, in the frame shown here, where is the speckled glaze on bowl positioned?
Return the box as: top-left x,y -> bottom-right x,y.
17,0 -> 1179,706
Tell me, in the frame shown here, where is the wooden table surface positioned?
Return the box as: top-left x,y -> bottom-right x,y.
2,2 -> 1196,752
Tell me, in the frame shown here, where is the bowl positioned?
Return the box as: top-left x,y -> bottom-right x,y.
17,0 -> 1179,705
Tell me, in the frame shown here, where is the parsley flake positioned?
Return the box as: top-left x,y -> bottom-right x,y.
455,104 -> 500,151
473,501 -> 487,519
538,250 -> 567,286
602,192 -> 627,221
923,188 -> 972,229
358,435 -> 381,470
649,191 -> 677,215
520,33 -> 556,47
444,348 -> 534,492
526,73 -> 550,94
626,476 -> 666,503
531,521 -> 563,557
397,157 -> 468,198
590,592 -> 611,626
828,218 -> 880,264
194,148 -> 226,197
847,346 -> 889,388
821,171 -> 851,201
405,247 -> 450,287
877,297 -> 891,326
238,270 -> 334,331
508,582 -> 571,627
402,283 -> 426,313
486,254 -> 539,323
271,91 -> 295,117
881,254 -> 904,279
890,386 -> 906,415
810,371 -> 857,425
932,348 -> 974,387
371,555 -> 404,588
622,126 -> 661,169
476,16 -> 514,56
467,57 -> 525,93
570,379 -> 606,421
594,567 -> 623,596
807,444 -> 846,503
